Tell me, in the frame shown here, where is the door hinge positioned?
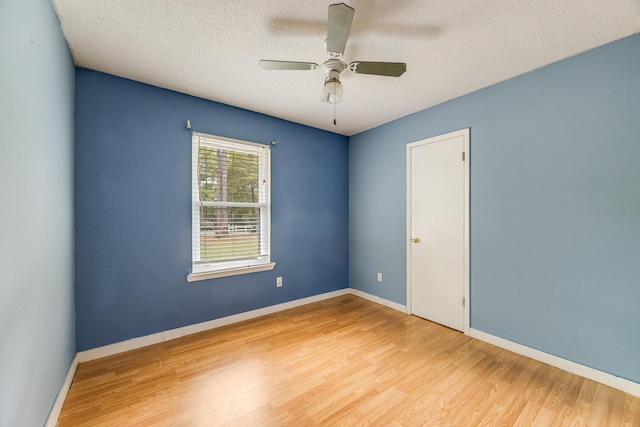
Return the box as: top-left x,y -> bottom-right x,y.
462,152 -> 466,161
462,297 -> 466,307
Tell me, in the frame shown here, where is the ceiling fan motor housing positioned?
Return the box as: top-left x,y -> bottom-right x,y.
322,58 -> 347,77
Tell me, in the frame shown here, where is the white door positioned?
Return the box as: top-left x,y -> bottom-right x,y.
407,129 -> 469,333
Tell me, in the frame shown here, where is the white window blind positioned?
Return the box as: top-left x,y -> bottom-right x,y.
191,132 -> 271,275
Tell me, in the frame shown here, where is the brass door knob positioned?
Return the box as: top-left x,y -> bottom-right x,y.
410,237 -> 420,243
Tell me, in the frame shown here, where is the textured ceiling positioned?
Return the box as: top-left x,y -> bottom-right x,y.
53,0 -> 640,136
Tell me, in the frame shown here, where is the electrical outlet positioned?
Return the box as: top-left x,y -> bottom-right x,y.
276,276 -> 283,287
377,272 -> 382,282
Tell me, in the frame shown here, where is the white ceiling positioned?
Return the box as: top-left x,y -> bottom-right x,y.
52,0 -> 640,136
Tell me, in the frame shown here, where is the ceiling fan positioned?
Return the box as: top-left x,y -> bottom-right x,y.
259,2 -> 407,105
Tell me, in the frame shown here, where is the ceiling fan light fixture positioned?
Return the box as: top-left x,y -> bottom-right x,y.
321,69 -> 344,104
321,77 -> 344,104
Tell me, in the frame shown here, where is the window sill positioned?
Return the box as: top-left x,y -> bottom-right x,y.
187,262 -> 276,282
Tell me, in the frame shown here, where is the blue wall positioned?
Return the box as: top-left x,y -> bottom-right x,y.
0,0 -> 76,426
74,69 -> 349,351
350,34 -> 640,383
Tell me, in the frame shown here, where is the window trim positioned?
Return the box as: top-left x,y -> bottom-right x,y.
189,132 -> 273,280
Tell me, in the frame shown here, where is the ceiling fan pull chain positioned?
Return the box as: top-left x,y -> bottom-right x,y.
333,93 -> 337,125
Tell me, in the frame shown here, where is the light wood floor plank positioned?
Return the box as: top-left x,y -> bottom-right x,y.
58,295 -> 640,426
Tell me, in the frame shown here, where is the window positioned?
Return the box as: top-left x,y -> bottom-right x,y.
188,132 -> 273,281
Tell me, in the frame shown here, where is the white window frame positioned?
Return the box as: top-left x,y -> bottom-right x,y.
187,132 -> 274,282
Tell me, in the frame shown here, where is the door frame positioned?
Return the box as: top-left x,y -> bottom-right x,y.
406,128 -> 470,335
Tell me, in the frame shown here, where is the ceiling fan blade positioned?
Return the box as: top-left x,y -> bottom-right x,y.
348,61 -> 407,77
259,60 -> 319,71
327,3 -> 355,57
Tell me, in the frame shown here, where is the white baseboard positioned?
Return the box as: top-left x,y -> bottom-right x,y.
349,288 -> 407,313
470,328 -> 640,398
78,288 -> 350,362
45,354 -> 79,427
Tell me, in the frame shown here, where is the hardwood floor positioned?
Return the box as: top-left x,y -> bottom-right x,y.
58,295 -> 640,426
